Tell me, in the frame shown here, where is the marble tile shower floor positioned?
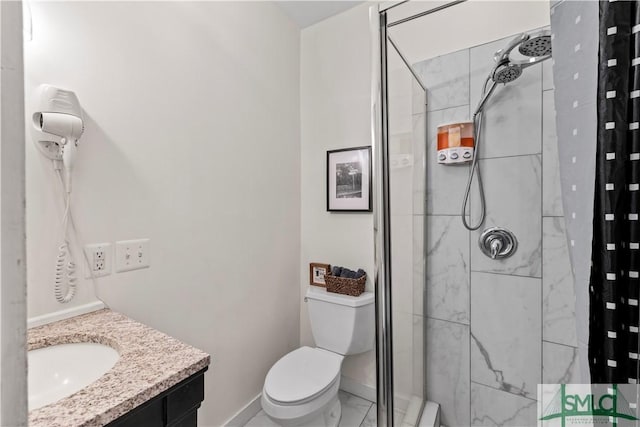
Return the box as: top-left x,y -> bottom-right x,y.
244,390 -> 380,427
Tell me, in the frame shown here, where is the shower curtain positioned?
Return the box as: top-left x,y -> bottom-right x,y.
589,0 -> 640,383
552,0 -> 640,383
551,0 -> 598,384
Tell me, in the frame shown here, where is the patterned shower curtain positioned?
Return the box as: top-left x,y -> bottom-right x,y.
589,0 -> 640,383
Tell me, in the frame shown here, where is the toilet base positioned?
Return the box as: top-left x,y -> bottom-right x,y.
263,395 -> 341,427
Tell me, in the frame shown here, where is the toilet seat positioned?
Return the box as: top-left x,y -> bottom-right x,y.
264,346 -> 343,405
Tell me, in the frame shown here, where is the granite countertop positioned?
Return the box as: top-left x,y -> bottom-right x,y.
28,308 -> 210,427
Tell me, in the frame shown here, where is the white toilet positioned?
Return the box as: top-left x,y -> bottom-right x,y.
261,286 -> 375,427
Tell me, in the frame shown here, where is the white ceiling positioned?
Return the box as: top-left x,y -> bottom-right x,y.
275,1 -> 364,28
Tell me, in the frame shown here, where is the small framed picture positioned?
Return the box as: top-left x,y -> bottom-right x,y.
326,146 -> 372,212
310,263 -> 331,287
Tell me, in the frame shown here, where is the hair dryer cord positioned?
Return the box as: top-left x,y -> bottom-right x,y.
54,241 -> 77,303
54,192 -> 77,303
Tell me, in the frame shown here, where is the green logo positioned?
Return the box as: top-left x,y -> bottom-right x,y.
540,384 -> 639,426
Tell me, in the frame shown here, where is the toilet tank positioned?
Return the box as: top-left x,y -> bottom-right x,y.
306,287 -> 375,355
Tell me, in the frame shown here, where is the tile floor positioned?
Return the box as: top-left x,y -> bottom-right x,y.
245,391 -> 375,427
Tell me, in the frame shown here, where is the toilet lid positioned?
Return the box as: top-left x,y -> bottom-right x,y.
264,346 -> 343,404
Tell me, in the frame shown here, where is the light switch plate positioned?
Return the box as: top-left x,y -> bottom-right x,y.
115,239 -> 150,272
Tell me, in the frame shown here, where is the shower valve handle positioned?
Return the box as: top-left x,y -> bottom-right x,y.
479,227 -> 518,260
489,237 -> 503,259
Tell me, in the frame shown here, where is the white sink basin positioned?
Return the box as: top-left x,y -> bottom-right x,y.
28,342 -> 119,410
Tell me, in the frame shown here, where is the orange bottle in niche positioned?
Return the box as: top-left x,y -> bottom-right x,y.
437,121 -> 474,164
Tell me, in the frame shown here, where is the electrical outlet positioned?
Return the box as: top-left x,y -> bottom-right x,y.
84,243 -> 112,278
115,239 -> 150,273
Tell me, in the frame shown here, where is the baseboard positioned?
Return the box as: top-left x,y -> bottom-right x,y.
339,375 -> 377,402
224,393 -> 262,427
27,300 -> 106,329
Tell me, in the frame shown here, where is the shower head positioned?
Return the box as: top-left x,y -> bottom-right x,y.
518,33 -> 552,58
492,63 -> 523,84
489,29 -> 552,84
509,29 -> 552,69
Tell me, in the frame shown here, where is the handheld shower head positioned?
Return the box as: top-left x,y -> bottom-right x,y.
492,63 -> 522,84
465,28 -> 553,231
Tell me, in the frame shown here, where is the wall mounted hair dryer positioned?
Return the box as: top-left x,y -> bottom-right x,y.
32,85 -> 85,193
32,85 -> 85,303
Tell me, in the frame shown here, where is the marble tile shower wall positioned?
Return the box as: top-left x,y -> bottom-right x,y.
411,34 -> 580,426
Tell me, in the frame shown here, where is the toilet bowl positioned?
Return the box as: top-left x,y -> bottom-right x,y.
261,287 -> 375,427
261,347 -> 343,427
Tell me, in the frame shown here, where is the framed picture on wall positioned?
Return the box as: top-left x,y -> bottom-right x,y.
310,263 -> 331,287
326,146 -> 372,212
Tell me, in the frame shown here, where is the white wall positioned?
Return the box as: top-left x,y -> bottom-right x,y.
300,2 -> 377,391
24,2 -> 300,425
1,1 -> 27,425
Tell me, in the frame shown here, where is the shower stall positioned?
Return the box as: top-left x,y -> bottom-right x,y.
372,2 -> 578,426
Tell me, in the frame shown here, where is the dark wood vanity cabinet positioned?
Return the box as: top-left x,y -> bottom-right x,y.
107,368 -> 207,427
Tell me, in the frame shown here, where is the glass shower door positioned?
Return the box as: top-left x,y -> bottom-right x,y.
388,46 -> 427,427
375,10 -> 428,425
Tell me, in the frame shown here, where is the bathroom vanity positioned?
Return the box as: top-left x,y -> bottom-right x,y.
28,309 -> 210,427
106,368 -> 206,427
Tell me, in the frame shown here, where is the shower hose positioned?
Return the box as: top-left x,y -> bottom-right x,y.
461,77 -> 498,231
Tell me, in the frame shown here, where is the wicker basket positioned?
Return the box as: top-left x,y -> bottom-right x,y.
324,274 -> 366,297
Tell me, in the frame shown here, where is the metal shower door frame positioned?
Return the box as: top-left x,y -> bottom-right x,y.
371,2 -> 466,426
